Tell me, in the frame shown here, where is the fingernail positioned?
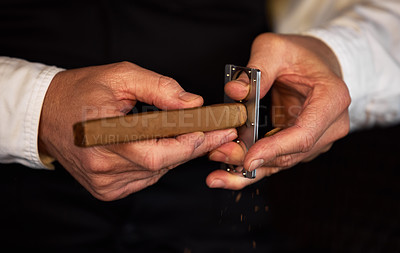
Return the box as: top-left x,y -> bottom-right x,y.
234,79 -> 249,87
223,131 -> 237,144
209,150 -> 229,163
194,133 -> 205,149
210,179 -> 226,188
228,130 -> 238,139
248,159 -> 264,171
179,91 -> 202,102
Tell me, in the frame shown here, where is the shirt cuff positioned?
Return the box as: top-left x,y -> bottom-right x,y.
26,64 -> 64,169
0,57 -> 64,169
302,26 -> 376,131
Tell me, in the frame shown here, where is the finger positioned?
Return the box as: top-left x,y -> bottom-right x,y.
116,172 -> 166,199
206,167 -> 271,190
90,171 -> 167,201
77,146 -> 147,174
161,128 -> 240,170
301,143 -> 332,162
108,132 -> 205,171
244,111 -> 349,171
261,143 -> 331,169
86,168 -> 161,194
245,87 -> 347,172
224,80 -> 250,101
208,141 -> 245,165
190,129 -> 239,158
225,35 -> 286,102
245,34 -> 286,97
109,129 -> 237,171
115,62 -> 204,110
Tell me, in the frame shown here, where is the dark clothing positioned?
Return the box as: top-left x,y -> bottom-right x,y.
1,1 -> 399,252
1,1 -> 274,252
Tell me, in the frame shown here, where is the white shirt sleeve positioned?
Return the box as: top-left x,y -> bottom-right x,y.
0,56 -> 64,169
303,0 -> 400,131
272,0 -> 400,131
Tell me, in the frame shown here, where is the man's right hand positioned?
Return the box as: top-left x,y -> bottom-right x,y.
38,62 -> 237,201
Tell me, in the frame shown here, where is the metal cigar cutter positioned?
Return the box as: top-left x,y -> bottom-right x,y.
223,64 -> 261,179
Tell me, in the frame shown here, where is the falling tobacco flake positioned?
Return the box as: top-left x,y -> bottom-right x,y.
235,192 -> 242,203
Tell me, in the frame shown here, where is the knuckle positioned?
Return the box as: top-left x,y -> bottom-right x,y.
265,167 -> 281,176
93,190 -> 119,202
177,134 -> 200,155
252,34 -> 266,49
344,93 -> 351,109
154,76 -> 182,107
254,33 -> 277,45
146,176 -> 161,187
157,75 -> 179,89
226,179 -> 250,191
230,183 -> 247,191
252,33 -> 284,52
275,155 -> 296,168
142,153 -> 164,171
334,112 -> 350,140
89,176 -> 127,202
273,141 -> 286,157
89,175 -> 114,190
112,61 -> 134,73
104,61 -> 131,76
103,61 -> 135,84
82,158 -> 112,174
335,80 -> 351,111
322,144 -> 332,153
299,128 -> 316,153
339,121 -> 350,138
341,84 -> 352,108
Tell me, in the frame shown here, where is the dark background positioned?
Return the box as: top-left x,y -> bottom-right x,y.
1,1 -> 399,252
263,124 -> 400,252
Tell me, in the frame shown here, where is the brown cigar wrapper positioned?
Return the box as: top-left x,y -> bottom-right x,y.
73,103 -> 247,147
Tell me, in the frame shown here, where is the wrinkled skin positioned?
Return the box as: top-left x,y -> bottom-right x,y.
207,34 -> 351,190
39,62 -> 237,201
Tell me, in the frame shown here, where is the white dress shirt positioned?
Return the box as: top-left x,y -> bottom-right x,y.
1,0 -> 400,169
0,57 -> 63,168
270,0 -> 400,130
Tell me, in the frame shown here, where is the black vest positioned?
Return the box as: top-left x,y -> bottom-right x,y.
1,0 -> 269,104
1,1 -> 275,252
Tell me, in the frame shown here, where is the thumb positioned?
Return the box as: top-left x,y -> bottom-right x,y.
246,34 -> 284,98
121,62 -> 204,110
224,33 -> 283,101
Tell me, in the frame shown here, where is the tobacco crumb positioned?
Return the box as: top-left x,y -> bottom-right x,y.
265,205 -> 269,212
254,205 -> 260,213
251,192 -> 255,199
240,214 -> 243,222
256,189 -> 260,195
252,240 -> 256,249
235,192 -> 242,203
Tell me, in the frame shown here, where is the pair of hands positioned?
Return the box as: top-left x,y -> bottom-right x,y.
39,34 -> 350,201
